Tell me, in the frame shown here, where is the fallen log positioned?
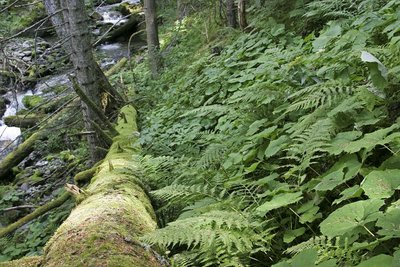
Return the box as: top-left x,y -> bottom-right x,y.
100,14 -> 143,44
0,106 -> 163,266
39,105 -> 163,266
0,132 -> 45,181
0,256 -> 42,267
3,115 -> 43,128
0,97 -> 76,182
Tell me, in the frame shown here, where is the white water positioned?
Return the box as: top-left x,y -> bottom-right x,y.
0,91 -> 30,141
96,0 -> 140,25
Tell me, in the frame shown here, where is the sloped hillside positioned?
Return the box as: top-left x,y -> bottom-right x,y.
121,0 -> 400,265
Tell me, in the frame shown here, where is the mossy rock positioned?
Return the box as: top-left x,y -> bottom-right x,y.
0,97 -> 9,117
22,95 -> 43,109
106,0 -> 122,4
114,2 -> 141,16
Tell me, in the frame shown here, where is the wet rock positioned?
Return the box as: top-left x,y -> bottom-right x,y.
1,38 -> 69,81
0,97 -> 10,117
20,183 -> 29,192
0,87 -> 8,95
19,151 -> 42,169
106,0 -> 123,4
90,11 -> 104,21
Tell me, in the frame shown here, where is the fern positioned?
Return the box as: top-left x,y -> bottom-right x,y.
197,143 -> 227,169
285,82 -> 353,113
142,211 -> 272,266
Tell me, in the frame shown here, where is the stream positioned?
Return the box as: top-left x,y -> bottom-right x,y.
0,0 -> 141,159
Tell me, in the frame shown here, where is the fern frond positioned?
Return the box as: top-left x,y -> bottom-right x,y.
142,211 -> 271,266
197,143 -> 227,169
151,184 -> 228,204
180,104 -> 229,118
286,83 -> 353,113
285,119 -> 334,175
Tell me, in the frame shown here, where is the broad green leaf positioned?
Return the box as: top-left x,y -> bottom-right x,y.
379,155 -> 400,170
314,154 -> 361,191
253,125 -> 278,138
265,135 -> 289,158
314,170 -> 344,191
299,206 -> 322,223
333,185 -> 363,205
291,248 -> 318,267
331,125 -> 399,154
326,131 -> 362,155
256,191 -> 303,216
313,22 -> 342,51
361,169 -> 400,199
222,152 -> 242,169
273,249 -> 336,267
320,199 -> 384,238
284,227 -> 306,243
387,199 -> 400,213
376,208 -> 400,237
355,254 -> 393,267
361,51 -> 388,90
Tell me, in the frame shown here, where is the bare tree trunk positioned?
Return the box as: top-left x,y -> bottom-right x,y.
45,0 -> 120,163
226,0 -> 237,28
238,0 -> 248,30
43,0 -> 69,49
144,0 -> 161,77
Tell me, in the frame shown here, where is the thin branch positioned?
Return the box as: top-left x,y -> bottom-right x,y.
0,10 -> 62,43
2,205 -> 37,212
0,0 -> 21,13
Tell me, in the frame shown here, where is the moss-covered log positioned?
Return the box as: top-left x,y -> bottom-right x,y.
0,256 -> 42,267
0,132 -> 45,181
105,57 -> 128,77
0,98 -> 79,181
3,115 -> 43,128
38,105 -> 163,267
74,164 -> 99,184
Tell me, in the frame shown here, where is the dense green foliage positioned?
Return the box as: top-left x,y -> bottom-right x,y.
121,0 -> 400,265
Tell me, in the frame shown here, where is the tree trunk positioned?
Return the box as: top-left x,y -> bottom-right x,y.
238,0 -> 248,30
226,0 -> 237,28
144,0 -> 161,77
61,0 -> 110,163
44,0 -> 123,163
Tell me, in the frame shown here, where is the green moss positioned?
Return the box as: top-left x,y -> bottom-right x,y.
22,96 -> 43,109
30,170 -> 43,183
0,256 -> 42,267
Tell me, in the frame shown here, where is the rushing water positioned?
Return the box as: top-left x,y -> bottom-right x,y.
0,91 -> 26,141
96,0 -> 140,25
0,73 -> 69,158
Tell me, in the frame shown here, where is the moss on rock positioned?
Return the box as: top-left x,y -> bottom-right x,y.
22,95 -> 43,109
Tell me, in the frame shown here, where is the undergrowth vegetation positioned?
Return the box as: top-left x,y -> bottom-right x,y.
122,0 -> 400,266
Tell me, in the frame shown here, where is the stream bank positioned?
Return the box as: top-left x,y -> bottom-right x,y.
0,0 -> 146,262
